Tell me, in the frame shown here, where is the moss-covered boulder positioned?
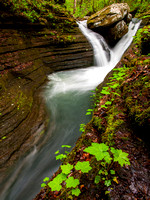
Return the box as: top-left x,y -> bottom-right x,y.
87,3 -> 132,46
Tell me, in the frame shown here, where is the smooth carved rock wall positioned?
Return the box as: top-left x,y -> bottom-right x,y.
0,26 -> 93,183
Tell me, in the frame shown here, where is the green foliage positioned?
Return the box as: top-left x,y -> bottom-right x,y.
105,101 -> 112,105
66,177 -> 80,188
43,177 -> 50,182
111,147 -> 130,167
61,163 -> 73,174
56,154 -> 67,160
47,173 -> 67,191
55,150 -> 60,154
101,89 -> 110,95
86,108 -> 93,115
2,0 -> 75,33
94,175 -> 101,184
48,180 -> 62,191
84,142 -> 130,189
133,25 -> 150,51
42,142 -> 130,197
75,161 -> 92,173
71,188 -> 81,196
61,145 -> 71,148
55,144 -> 71,160
110,170 -> 115,175
41,183 -> 46,187
104,180 -> 111,187
1,136 -> 7,140
65,0 -> 109,18
84,143 -> 112,163
79,123 -> 86,132
96,67 -> 127,109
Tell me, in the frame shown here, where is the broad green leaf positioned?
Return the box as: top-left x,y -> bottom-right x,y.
110,147 -> 116,154
56,154 -> 67,160
75,161 -> 92,173
41,183 -> 46,188
66,177 -> 80,188
84,143 -> 109,161
71,188 -> 81,196
104,152 -> 112,164
94,175 -> 101,184
104,180 -> 111,187
48,173 -> 67,191
61,163 -> 73,174
111,148 -> 130,167
43,177 -> 50,182
61,145 -> 71,148
55,173 -> 67,183
48,180 -> 62,191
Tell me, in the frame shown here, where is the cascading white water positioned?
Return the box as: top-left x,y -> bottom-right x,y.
0,19 -> 141,200
48,19 -> 141,96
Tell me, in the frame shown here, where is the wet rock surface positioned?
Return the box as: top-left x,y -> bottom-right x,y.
34,31 -> 150,199
87,3 -> 131,46
87,3 -> 130,28
0,26 -> 93,184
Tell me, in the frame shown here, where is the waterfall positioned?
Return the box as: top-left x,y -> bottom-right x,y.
0,19 -> 141,200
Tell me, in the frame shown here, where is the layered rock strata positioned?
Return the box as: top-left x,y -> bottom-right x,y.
0,25 -> 93,184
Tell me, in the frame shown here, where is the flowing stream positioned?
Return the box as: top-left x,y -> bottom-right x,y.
0,20 -> 141,200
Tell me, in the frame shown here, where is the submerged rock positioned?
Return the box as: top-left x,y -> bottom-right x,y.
87,3 -> 132,46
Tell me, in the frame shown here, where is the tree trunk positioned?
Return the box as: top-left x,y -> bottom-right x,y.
92,0 -> 95,12
73,0 -> 77,14
80,0 -> 83,9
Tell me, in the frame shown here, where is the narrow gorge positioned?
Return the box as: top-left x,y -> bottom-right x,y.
0,1 -> 149,200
